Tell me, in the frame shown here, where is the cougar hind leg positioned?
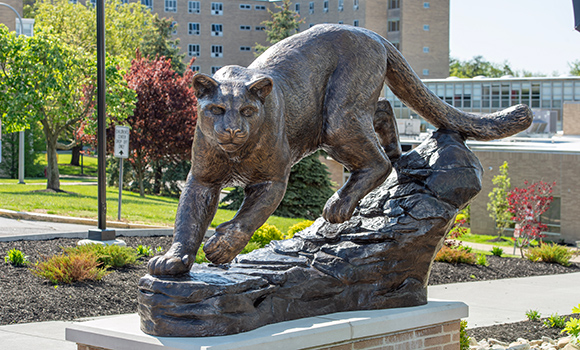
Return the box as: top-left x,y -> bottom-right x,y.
373,98 -> 402,161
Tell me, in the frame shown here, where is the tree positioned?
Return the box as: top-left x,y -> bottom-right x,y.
0,26 -> 135,191
570,60 -> 580,76
115,54 -> 197,197
221,152 -> 335,220
449,56 -> 515,78
507,180 -> 555,256
140,15 -> 185,75
254,0 -> 303,56
34,0 -> 155,68
487,161 -> 512,239
0,124 -> 45,179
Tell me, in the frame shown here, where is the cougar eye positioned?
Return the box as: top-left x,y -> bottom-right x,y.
240,107 -> 256,117
209,106 -> 225,115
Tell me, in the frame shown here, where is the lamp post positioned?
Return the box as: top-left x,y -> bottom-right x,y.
0,2 -> 26,184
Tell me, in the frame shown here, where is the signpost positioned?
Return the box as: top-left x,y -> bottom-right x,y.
114,126 -> 129,221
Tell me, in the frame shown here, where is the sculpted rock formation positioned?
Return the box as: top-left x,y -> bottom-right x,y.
139,129 -> 483,337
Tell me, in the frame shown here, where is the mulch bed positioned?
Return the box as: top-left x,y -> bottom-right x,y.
1,237 -> 579,341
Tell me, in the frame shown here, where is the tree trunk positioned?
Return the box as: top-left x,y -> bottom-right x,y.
70,143 -> 82,166
135,157 -> 145,197
42,122 -> 61,191
153,162 -> 163,195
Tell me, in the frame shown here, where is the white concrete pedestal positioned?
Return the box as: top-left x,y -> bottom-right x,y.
65,300 -> 467,350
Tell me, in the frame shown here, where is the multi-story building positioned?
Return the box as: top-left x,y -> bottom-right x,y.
0,0 -> 23,33
131,0 -> 450,77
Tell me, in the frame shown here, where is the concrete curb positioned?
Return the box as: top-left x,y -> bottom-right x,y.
0,209 -> 169,229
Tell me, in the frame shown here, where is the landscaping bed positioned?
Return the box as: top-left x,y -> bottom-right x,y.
1,236 -> 579,341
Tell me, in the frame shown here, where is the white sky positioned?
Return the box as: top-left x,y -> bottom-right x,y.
450,0 -> 580,76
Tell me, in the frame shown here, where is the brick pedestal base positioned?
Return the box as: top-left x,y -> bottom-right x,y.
66,301 -> 467,350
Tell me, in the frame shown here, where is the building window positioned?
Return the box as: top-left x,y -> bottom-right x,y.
211,45 -> 223,58
164,0 -> 176,12
423,24 -> 430,31
121,0 -> 128,4
295,3 -> 300,14
239,4 -> 251,10
423,2 -> 430,8
392,41 -> 400,50
255,5 -> 266,10
423,69 -> 429,76
353,0 -> 359,10
211,66 -> 222,74
188,1 -> 200,13
15,18 -> 34,37
255,26 -> 266,31
240,25 -> 251,31
353,20 -> 359,27
338,21 -> 343,24
309,23 -> 315,28
211,2 -> 223,15
388,19 -> 399,32
423,47 -> 430,53
171,21 -> 177,34
188,44 -> 200,57
240,46 -> 252,51
323,0 -> 328,12
309,2 -> 314,14
338,0 -> 344,12
388,0 -> 399,9
69,0 -> 77,3
190,65 -> 200,72
141,0 -> 152,9
89,0 -> 96,7
211,23 -> 223,36
189,23 -> 200,35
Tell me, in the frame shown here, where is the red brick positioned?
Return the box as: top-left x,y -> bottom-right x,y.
424,334 -> 451,347
443,322 -> 460,333
384,331 -> 413,344
415,325 -> 442,337
443,342 -> 460,350
451,331 -> 460,342
325,344 -> 353,350
423,346 -> 443,350
353,337 -> 383,349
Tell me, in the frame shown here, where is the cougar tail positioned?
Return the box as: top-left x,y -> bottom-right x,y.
384,42 -> 533,141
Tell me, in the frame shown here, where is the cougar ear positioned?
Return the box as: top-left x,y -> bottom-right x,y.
193,74 -> 219,99
247,77 -> 273,103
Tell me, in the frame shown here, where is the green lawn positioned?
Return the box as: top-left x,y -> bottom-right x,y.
0,183 -> 306,232
36,152 -> 99,178
460,232 -> 514,247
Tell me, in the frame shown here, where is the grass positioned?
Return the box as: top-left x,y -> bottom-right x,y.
0,183 -> 306,230
36,153 -> 99,178
459,232 -> 515,247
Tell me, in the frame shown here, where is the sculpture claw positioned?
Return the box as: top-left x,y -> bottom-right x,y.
147,253 -> 191,276
322,193 -> 356,224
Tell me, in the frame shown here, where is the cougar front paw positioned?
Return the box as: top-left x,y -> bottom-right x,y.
147,252 -> 192,276
322,193 -> 357,224
203,222 -> 251,264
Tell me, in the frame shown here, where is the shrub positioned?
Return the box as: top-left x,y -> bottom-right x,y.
4,248 -> 30,266
491,246 -> 504,257
435,245 -> 476,264
136,245 -> 154,257
64,244 -> 138,268
31,251 -> 110,284
544,313 -> 567,328
240,242 -> 262,255
476,254 -> 489,266
562,304 -> 580,345
286,220 -> 314,238
460,320 -> 470,350
196,245 -> 208,264
249,224 -> 284,248
525,309 -> 541,321
525,243 -> 573,267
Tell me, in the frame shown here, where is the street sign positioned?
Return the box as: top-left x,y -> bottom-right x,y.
114,126 -> 130,159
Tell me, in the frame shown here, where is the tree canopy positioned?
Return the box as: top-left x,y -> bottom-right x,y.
140,15 -> 185,75
449,56 -> 515,78
254,0 -> 303,56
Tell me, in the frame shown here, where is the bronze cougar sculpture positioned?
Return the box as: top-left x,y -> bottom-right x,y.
148,24 -> 532,275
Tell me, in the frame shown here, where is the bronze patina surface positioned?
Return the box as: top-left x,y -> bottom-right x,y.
140,24 -> 532,336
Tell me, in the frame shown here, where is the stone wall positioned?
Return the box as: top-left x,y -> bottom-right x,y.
0,0 -> 23,32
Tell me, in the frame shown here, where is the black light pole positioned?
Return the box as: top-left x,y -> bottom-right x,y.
89,0 -> 115,241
